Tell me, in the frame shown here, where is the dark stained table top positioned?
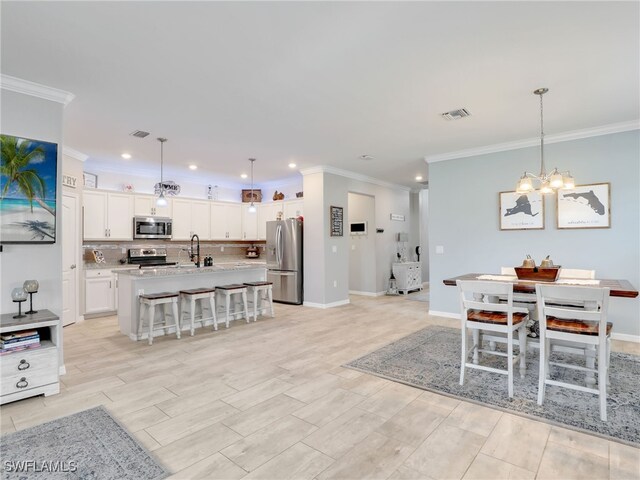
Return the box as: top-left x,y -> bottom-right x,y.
443,274 -> 638,298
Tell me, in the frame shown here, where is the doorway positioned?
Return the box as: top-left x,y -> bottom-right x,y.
62,192 -> 79,326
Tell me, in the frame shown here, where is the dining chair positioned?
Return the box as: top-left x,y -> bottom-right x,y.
457,280 -> 529,398
535,284 -> 611,421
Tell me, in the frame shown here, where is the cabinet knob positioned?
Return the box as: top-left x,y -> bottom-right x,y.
70,264 -> 76,270
18,359 -> 30,370
16,377 -> 28,389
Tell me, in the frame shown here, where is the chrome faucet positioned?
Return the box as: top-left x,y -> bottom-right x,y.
190,234 -> 200,268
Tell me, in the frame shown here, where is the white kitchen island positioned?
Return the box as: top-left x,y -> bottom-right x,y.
117,263 -> 267,340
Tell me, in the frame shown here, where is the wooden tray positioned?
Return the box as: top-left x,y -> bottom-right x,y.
514,266 -> 561,282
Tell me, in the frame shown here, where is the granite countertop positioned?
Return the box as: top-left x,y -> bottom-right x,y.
84,259 -> 266,270
116,262 -> 267,277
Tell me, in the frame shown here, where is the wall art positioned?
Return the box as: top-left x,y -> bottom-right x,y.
499,191 -> 544,230
557,183 -> 610,229
330,205 -> 343,237
1,134 -> 58,244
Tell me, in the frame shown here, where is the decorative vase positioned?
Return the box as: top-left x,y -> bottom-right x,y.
11,288 -> 28,319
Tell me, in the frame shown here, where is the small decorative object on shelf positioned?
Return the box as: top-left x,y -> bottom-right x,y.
296,192 -> 303,198
272,191 -> 285,201
23,280 -> 39,314
11,288 -> 28,319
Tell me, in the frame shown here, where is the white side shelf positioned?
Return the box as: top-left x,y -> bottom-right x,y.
392,262 -> 422,295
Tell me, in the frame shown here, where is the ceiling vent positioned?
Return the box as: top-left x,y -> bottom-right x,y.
129,130 -> 150,138
441,108 -> 471,120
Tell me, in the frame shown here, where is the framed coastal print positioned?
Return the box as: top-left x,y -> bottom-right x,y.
499,191 -> 544,230
330,205 -> 343,236
557,183 -> 610,229
1,134 -> 58,244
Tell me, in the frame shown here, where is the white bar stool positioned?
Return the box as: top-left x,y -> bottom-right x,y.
243,281 -> 275,322
215,284 -> 249,328
138,292 -> 180,345
179,287 -> 217,335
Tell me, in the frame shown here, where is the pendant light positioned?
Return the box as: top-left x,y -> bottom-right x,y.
156,137 -> 168,207
248,158 -> 257,213
516,88 -> 575,194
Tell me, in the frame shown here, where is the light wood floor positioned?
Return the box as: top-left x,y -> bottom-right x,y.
1,295 -> 638,479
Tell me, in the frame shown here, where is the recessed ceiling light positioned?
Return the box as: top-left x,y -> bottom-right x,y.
241,173 -> 248,179
415,175 -> 423,181
189,164 -> 198,170
288,162 -> 297,169
121,153 -> 131,159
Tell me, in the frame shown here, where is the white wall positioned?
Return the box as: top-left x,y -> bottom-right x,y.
428,130 -> 640,337
0,90 -> 64,316
348,193 -> 376,294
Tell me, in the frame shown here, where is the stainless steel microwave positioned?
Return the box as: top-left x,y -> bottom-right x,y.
133,216 -> 172,239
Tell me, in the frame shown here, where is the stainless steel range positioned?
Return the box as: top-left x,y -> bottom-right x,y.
127,248 -> 177,268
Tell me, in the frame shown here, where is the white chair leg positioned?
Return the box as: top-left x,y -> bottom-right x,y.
507,329 -> 514,398
210,294 -> 218,331
172,299 -> 181,339
585,345 -> 597,387
189,297 -> 195,336
518,324 -> 527,379
253,288 -> 258,322
242,291 -> 249,323
472,329 -> 480,364
606,336 -> 611,387
598,342 -> 607,421
148,304 -> 155,346
460,325 -> 467,386
138,301 -> 145,341
225,293 -> 230,328
268,287 -> 274,317
537,333 -> 546,405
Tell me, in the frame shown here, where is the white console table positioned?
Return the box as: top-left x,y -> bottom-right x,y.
393,262 -> 423,295
0,310 -> 61,405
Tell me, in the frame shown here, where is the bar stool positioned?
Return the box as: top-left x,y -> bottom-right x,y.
179,287 -> 217,335
138,292 -> 180,345
215,284 -> 249,328
243,281 -> 275,322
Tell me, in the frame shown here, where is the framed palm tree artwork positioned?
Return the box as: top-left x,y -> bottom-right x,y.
1,134 -> 58,244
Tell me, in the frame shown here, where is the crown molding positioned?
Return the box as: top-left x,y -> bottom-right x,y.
300,165 -> 412,192
63,146 -> 88,162
0,74 -> 75,106
424,120 -> 640,164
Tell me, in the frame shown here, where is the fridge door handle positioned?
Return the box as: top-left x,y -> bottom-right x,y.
276,224 -> 282,267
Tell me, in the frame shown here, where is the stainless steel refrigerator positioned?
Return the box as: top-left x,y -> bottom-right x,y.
266,219 -> 303,304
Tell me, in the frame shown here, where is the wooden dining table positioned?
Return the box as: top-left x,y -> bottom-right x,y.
443,273 -> 639,298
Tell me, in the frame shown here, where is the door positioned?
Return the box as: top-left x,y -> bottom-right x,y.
62,193 -> 79,326
242,204 -> 258,240
107,193 -> 134,240
226,204 -> 242,239
267,270 -> 301,304
191,201 -> 211,240
280,219 -> 302,271
85,277 -> 114,314
172,199 -> 193,240
266,221 -> 279,269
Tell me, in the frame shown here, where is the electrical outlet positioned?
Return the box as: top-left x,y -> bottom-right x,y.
333,280 -> 337,288
436,245 -> 444,254
351,244 -> 356,250
332,245 -> 337,253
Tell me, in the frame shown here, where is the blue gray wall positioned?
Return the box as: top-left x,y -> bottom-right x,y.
428,130 -> 640,337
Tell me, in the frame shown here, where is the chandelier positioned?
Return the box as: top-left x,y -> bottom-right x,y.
156,137 -> 168,207
516,88 -> 574,194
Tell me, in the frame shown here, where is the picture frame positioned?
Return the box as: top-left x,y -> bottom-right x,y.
499,191 -> 544,230
242,189 -> 262,203
557,182 -> 611,229
1,134 -> 58,244
330,205 -> 343,237
83,172 -> 98,189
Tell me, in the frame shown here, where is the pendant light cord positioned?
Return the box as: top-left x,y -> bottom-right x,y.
539,91 -> 545,177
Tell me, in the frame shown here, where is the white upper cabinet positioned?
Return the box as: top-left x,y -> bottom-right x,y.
242,204 -> 258,240
257,203 -> 279,240
226,204 -> 242,240
284,199 -> 304,219
83,190 -> 133,240
134,194 -> 172,217
210,203 -> 242,240
172,199 -> 210,240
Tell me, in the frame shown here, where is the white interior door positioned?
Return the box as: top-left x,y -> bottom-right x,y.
62,193 -> 79,326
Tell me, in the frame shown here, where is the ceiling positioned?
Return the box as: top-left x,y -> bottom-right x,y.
1,2 -> 638,188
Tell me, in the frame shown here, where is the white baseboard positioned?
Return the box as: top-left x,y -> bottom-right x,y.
349,290 -> 385,297
428,310 -> 460,320
303,299 -> 351,309
611,332 -> 640,343
77,315 -> 85,323
59,365 -> 66,375
427,311 -> 639,343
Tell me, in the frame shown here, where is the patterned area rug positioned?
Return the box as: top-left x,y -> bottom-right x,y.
344,325 -> 640,446
0,406 -> 168,480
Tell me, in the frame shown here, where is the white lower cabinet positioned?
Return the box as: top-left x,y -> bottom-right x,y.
85,269 -> 116,315
392,262 -> 422,295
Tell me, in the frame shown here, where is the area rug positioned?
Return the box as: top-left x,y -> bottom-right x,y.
0,406 -> 168,480
344,325 -> 640,446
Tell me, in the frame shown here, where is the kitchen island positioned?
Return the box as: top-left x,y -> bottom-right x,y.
116,263 -> 267,340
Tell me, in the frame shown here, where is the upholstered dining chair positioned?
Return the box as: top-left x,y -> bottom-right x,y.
535,284 -> 611,421
457,280 -> 529,398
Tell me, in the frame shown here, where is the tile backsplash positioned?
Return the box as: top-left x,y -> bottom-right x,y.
83,241 -> 266,266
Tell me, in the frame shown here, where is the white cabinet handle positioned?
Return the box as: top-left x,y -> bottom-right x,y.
70,264 -> 76,269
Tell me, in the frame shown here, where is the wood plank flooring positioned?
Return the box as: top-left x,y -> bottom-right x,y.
1,294 -> 638,479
